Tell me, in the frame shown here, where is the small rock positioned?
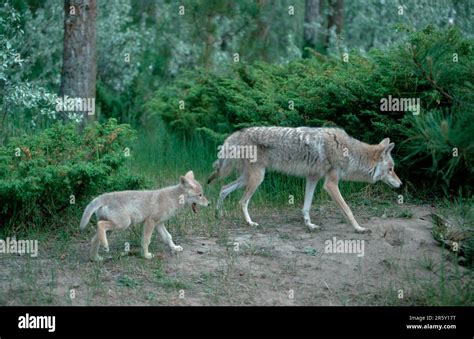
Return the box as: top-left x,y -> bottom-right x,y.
197,250 -> 204,254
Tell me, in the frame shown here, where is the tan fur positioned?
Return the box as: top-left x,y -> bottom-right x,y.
80,171 -> 209,261
208,127 -> 402,232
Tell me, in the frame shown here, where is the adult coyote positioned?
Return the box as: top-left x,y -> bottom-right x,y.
208,127 -> 402,233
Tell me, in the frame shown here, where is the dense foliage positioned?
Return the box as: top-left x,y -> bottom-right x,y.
0,119 -> 146,231
1,0 -> 472,229
3,0 -> 473,134
148,27 -> 474,194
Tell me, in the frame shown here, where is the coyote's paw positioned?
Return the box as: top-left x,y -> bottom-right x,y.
355,227 -> 371,234
247,221 -> 259,227
90,255 -> 104,262
306,223 -> 321,231
103,246 -> 110,253
144,252 -> 154,259
172,245 -> 183,252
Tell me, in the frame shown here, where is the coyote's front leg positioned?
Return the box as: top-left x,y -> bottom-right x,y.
323,172 -> 370,233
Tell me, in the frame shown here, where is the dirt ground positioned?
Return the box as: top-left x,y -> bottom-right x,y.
0,203 -> 472,306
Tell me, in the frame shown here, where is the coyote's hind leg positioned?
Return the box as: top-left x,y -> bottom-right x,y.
239,167 -> 265,227
302,175 -> 321,230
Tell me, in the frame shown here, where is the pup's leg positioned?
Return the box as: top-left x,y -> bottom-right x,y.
302,175 -> 321,230
90,232 -> 102,262
157,223 -> 182,252
323,172 -> 369,233
97,220 -> 114,252
142,218 -> 155,259
90,220 -> 115,261
216,175 -> 246,212
239,166 -> 265,226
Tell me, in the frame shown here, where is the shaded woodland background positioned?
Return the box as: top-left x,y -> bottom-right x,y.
0,0 -> 473,240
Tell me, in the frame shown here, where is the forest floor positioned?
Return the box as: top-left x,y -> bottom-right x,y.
1,201 -> 472,306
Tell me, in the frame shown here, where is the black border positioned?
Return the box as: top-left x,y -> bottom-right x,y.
0,306 -> 472,337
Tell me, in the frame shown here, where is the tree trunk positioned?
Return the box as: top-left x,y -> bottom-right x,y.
325,0 -> 344,49
203,13 -> 215,70
131,0 -> 157,25
256,0 -> 269,61
60,0 -> 97,131
303,0 -> 320,57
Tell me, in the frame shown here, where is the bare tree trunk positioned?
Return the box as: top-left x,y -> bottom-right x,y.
60,0 -> 97,131
303,0 -> 320,57
325,0 -> 344,49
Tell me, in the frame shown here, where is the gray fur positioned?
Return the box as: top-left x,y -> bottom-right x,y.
209,127 -> 402,232
80,171 -> 209,261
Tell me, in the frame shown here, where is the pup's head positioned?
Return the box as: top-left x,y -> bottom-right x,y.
373,138 -> 402,188
180,170 -> 210,213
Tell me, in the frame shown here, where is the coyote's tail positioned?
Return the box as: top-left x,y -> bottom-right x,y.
207,158 -> 235,184
207,132 -> 244,184
79,196 -> 102,231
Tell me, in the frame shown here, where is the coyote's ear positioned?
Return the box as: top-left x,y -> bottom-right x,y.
379,138 -> 390,147
180,176 -> 192,188
384,142 -> 395,155
184,170 -> 195,180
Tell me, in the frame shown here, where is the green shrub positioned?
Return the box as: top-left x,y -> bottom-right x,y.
0,119 -> 147,232
147,27 -> 474,195
402,109 -> 474,194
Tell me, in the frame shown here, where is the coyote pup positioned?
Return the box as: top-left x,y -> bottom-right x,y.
208,127 -> 402,233
80,171 -> 209,261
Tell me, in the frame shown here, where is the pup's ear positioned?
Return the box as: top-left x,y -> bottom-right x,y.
379,138 -> 390,147
184,170 -> 195,180
180,176 -> 192,188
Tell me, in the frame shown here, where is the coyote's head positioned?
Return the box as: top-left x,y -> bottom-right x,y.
373,138 -> 402,188
180,170 -> 210,213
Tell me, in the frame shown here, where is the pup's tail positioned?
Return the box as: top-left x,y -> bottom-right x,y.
80,196 -> 102,231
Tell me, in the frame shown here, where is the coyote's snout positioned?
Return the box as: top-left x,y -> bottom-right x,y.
208,127 -> 402,233
80,170 -> 209,261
